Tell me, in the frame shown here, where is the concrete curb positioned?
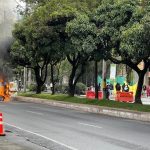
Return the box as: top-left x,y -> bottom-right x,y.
13,96 -> 150,122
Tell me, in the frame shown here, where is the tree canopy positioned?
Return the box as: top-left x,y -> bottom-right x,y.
11,0 -> 150,103
93,0 -> 150,103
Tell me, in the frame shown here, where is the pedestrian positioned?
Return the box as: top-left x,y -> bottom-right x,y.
115,83 -> 121,91
90,85 -> 94,91
50,83 -> 53,92
109,83 -> 114,95
142,85 -> 146,96
122,83 -> 125,92
124,84 -> 129,92
146,85 -> 150,97
18,80 -> 22,91
98,83 -> 101,91
106,83 -> 110,100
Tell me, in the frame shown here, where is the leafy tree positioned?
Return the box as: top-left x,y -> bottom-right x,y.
93,0 -> 150,103
13,0 -> 102,96
11,15 -> 62,93
37,0 -> 78,96
32,0 -> 98,96
66,14 -> 97,96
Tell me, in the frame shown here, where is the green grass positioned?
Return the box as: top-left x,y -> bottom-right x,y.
19,93 -> 150,112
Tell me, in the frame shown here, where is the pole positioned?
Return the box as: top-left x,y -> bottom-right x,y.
28,68 -> 32,86
23,67 -> 27,92
102,59 -> 106,98
95,60 -> 98,99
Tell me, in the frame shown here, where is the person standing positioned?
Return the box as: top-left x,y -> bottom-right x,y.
123,84 -> 129,92
115,83 -> 121,91
106,83 -> 110,100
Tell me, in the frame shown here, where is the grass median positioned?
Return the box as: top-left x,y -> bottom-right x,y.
19,93 -> 150,112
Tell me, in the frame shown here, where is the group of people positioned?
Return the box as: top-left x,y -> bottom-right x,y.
105,82 -> 130,99
88,82 -> 130,100
115,83 -> 129,92
88,81 -> 150,100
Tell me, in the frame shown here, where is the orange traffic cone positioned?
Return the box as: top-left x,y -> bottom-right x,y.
0,113 -> 5,136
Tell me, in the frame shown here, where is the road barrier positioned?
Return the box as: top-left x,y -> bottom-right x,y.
115,92 -> 134,102
86,91 -> 103,100
0,113 -> 5,136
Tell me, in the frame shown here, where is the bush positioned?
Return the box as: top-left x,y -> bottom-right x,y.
75,82 -> 87,95
55,84 -> 68,94
28,84 -> 47,92
28,84 -> 36,92
54,83 -> 87,95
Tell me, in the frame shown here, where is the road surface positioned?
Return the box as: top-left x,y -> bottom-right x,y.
0,100 -> 150,150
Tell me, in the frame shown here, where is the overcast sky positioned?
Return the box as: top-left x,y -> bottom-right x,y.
15,0 -> 26,9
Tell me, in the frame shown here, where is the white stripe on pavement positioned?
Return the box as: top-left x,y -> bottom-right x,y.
26,111 -> 43,115
5,123 -> 78,150
78,122 -> 102,129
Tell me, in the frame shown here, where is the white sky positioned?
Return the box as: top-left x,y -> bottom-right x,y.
15,0 -> 26,9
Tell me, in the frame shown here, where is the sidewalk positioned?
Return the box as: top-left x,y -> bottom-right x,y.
0,137 -> 28,150
14,96 -> 150,122
0,126 -> 47,150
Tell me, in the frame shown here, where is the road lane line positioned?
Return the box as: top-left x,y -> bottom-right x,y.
26,111 -> 43,115
5,122 -> 78,150
78,122 -> 102,129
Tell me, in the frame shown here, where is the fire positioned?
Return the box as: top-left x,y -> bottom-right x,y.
0,74 -> 11,101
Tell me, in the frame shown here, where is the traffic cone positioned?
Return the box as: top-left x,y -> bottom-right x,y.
0,113 -> 5,136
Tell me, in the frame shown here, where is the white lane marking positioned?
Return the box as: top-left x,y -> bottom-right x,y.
26,111 -> 43,115
79,122 -> 102,129
5,123 -> 78,150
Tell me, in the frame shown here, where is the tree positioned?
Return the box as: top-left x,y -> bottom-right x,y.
11,15 -> 61,93
31,0 -> 103,97
33,0 -> 96,96
121,14 -> 150,103
66,14 -> 97,96
13,0 -> 102,95
93,0 -> 150,103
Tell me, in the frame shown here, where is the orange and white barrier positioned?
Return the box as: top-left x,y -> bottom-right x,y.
115,91 -> 134,102
86,91 -> 103,100
0,113 -> 5,136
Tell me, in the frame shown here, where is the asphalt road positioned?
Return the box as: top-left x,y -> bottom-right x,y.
0,100 -> 150,150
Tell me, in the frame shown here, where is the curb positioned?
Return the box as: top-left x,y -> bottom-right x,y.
13,96 -> 150,122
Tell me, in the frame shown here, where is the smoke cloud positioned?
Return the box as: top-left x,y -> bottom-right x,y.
0,0 -> 18,80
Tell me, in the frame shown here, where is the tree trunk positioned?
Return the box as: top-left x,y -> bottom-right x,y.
67,54 -> 88,97
95,60 -> 98,99
34,67 -> 43,94
68,83 -> 75,97
68,66 -> 76,97
135,71 -> 145,104
36,84 -> 42,94
50,64 -> 55,95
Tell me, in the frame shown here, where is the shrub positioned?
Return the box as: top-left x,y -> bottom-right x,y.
75,82 -> 87,95
28,84 -> 36,92
55,84 -> 68,94
28,84 -> 47,92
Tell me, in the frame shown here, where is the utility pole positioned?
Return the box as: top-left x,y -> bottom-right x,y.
95,60 -> 98,99
102,59 -> 106,98
23,67 -> 27,92
28,68 -> 32,86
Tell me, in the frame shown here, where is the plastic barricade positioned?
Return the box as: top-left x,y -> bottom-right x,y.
115,91 -> 134,102
86,91 -> 103,100
98,91 -> 103,100
86,91 -> 95,99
